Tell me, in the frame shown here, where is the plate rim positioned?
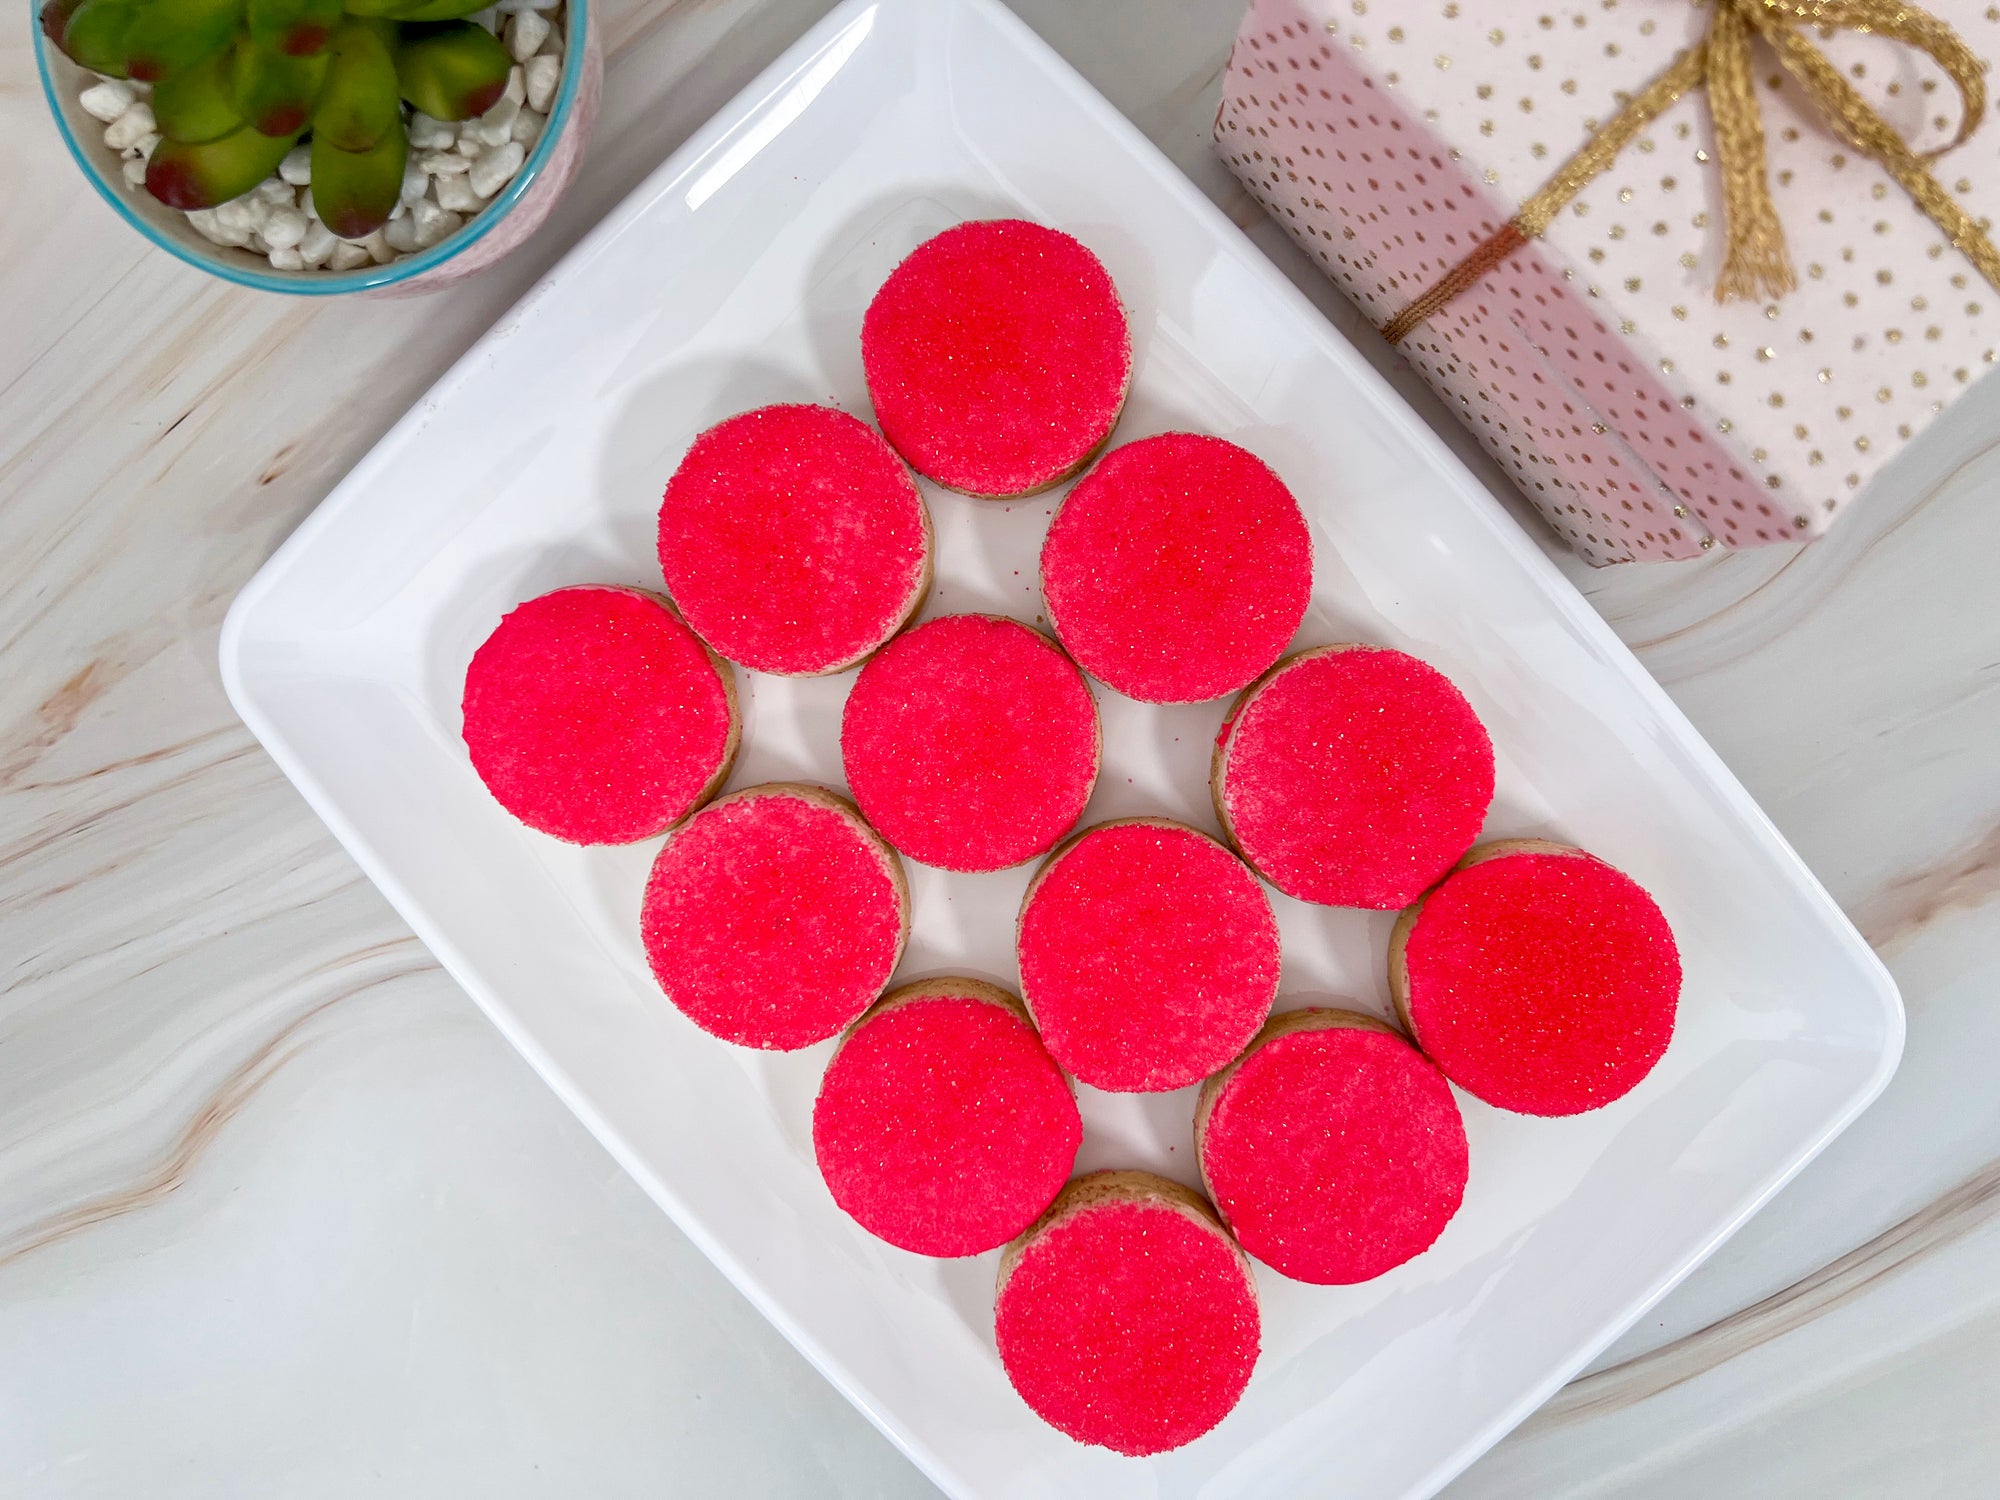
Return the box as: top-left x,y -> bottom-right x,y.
218,0 -> 1907,1495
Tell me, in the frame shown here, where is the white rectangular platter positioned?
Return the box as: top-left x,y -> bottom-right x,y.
219,1 -> 1905,1495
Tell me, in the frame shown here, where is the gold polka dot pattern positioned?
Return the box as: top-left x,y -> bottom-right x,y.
1214,0 -> 2000,563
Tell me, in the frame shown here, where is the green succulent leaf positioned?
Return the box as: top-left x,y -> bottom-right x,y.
51,0 -> 140,77
336,0 -> 430,19
390,0 -> 494,23
227,35 -> 330,136
39,0 -> 82,45
152,51 -> 245,142
145,121 -> 299,209
309,122 -> 407,240
244,0 -> 341,57
394,20 -> 509,121
123,0 -> 243,81
310,17 -> 400,152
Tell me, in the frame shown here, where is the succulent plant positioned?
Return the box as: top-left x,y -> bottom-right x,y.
45,0 -> 515,238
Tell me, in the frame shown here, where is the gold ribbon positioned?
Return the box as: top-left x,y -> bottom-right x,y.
1379,0 -> 2000,344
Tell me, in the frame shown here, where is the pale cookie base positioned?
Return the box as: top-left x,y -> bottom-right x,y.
1386,838 -> 1586,1033
1190,1006 -> 1404,1204
996,1168 -> 1252,1303
678,781 -> 911,975
1207,642 -> 1371,867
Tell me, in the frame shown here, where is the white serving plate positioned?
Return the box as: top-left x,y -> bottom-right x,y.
219,1 -> 1905,1495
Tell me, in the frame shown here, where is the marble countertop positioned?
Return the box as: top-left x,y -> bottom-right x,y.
5,0 -> 1998,1494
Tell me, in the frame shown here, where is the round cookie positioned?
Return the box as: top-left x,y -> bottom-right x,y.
840,613 -> 1100,872
461,584 -> 738,844
641,783 -> 907,1050
657,404 -> 932,676
1016,819 -> 1279,1093
995,1170 -> 1260,1456
1195,1009 -> 1468,1285
813,978 -> 1081,1257
1041,433 -> 1312,704
1390,840 -> 1681,1116
861,219 -> 1131,498
1211,645 -> 1495,910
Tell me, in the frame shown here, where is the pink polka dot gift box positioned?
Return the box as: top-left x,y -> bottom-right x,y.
1216,0 -> 2000,563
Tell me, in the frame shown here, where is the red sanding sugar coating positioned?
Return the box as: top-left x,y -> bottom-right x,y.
657,405 -> 931,676
1041,433 -> 1312,704
1017,821 -> 1279,1092
1215,646 -> 1495,910
995,1180 -> 1260,1456
1198,1015 -> 1468,1284
461,585 -> 735,845
861,220 -> 1131,497
641,786 -> 906,1050
841,614 -> 1099,872
1399,848 -> 1681,1116
813,982 -> 1081,1257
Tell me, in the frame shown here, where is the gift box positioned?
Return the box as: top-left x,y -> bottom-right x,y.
1215,0 -> 2000,563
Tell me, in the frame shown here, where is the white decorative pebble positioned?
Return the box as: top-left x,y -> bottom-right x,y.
256,176 -> 296,206
361,229 -> 394,264
80,79 -> 136,123
468,4 -> 499,29
435,171 -> 481,212
122,131 -> 160,161
537,25 -> 561,56
263,206 -> 308,249
268,245 -> 306,271
185,208 -> 241,248
456,133 -> 485,157
503,65 -> 525,106
279,144 -> 313,185
215,195 -> 263,235
121,154 -> 148,187
524,54 -> 559,113
408,113 -> 455,149
400,160 -> 429,204
475,96 -> 519,146
419,149 -> 469,175
468,139 -> 524,198
298,220 -> 338,267
493,0 -> 558,13
383,214 -> 422,253
510,107 -> 543,147
103,101 -> 156,152
415,205 -> 464,248
329,239 -> 373,270
506,10 -> 548,61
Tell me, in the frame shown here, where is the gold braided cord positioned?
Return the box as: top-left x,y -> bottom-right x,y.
1379,0 -> 2000,344
1378,225 -> 1528,345
1759,0 -> 1985,149
1710,2 -> 1796,299
1758,17 -> 2000,288
1513,46 -> 1710,236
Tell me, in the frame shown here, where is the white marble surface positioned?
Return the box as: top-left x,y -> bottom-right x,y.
3,1 -> 1997,1495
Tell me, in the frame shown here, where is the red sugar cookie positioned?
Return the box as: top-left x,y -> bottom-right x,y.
1212,645 -> 1495,910
1391,840 -> 1681,1116
840,613 -> 1100,872
1041,433 -> 1312,704
995,1171 -> 1260,1457
813,978 -> 1081,1257
461,585 -> 738,844
657,404 -> 932,676
1195,1009 -> 1468,1285
640,783 -> 907,1051
862,220 -> 1131,498
1017,819 -> 1279,1093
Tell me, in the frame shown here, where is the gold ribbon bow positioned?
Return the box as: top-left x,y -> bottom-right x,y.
1380,0 -> 2000,344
